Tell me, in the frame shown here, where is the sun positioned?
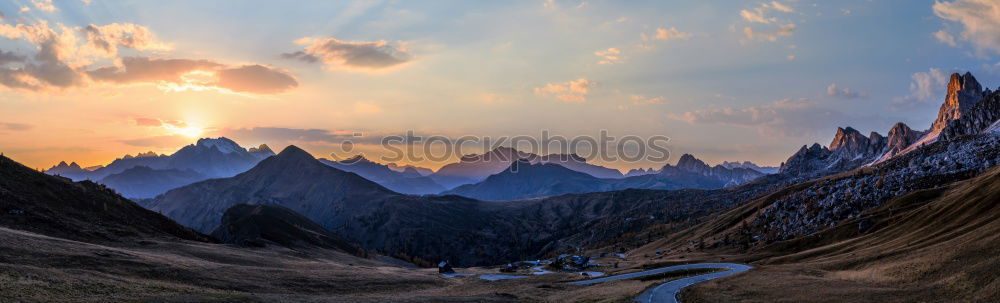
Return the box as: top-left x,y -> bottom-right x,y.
165,124 -> 204,138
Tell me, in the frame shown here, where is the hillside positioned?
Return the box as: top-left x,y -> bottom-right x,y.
679,164 -> 1000,302
211,204 -> 369,257
0,154 -> 211,243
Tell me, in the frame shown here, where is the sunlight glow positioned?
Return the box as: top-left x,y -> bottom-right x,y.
164,124 -> 204,138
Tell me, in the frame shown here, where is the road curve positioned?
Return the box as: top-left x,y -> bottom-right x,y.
567,263 -> 752,303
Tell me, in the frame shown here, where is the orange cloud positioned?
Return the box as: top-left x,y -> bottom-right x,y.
82,23 -> 172,58
534,78 -> 594,103
87,57 -> 297,94
0,19 -> 296,94
284,37 -> 411,70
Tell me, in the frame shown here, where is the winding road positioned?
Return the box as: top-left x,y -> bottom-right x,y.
568,263 -> 753,303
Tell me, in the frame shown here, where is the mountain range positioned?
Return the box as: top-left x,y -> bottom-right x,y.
44,138 -> 274,198
445,154 -> 766,200
429,146 -> 625,189
318,155 -> 445,195
780,72 -> 994,178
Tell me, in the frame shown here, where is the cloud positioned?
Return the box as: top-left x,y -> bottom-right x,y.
743,23 -> 796,42
826,83 -> 867,99
534,78 -> 595,103
0,20 -> 295,94
740,1 -> 793,24
0,122 -> 32,131
769,1 -> 794,13
119,135 -> 193,148
933,0 -> 1000,55
595,48 -> 623,64
891,68 -> 951,110
639,27 -> 692,50
82,23 -> 172,58
629,95 -> 665,106
88,57 -> 297,94
0,50 -> 26,65
934,30 -> 957,47
653,27 -> 692,40
134,117 -> 188,128
217,127 -> 360,145
134,117 -> 163,127
31,0 -> 57,12
87,57 -> 219,83
284,37 -> 411,70
670,99 -> 849,137
740,2 -> 797,43
741,8 -> 776,24
216,65 -> 298,94
0,21 -> 88,88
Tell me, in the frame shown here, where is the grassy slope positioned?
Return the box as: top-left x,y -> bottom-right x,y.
679,166 -> 1000,302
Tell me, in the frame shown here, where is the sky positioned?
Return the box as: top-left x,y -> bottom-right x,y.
1,0 -> 1000,172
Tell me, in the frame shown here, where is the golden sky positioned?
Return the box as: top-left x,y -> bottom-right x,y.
1,0 -> 998,172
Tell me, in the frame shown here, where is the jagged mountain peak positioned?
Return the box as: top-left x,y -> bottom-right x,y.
340,154 -> 371,164
829,126 -> 868,151
196,137 -> 245,154
932,72 -> 985,132
676,153 -> 705,166
248,144 -> 273,154
136,151 -> 159,158
50,161 -> 81,170
889,122 -> 915,134
276,145 -> 314,160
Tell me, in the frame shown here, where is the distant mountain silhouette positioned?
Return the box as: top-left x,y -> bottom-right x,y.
98,166 -> 207,199
318,155 -> 444,195
720,161 -> 779,174
430,147 -> 623,189
0,154 -> 211,243
445,159 -> 615,200
445,154 -> 765,200
45,137 -> 275,198
210,204 -> 368,257
145,145 -> 397,233
624,167 -> 659,177
386,163 -> 434,176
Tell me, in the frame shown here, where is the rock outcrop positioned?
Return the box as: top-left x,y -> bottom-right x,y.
779,143 -> 833,177
941,87 -> 1000,141
781,72 -> 998,178
931,72 -> 987,133
882,122 -> 926,159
